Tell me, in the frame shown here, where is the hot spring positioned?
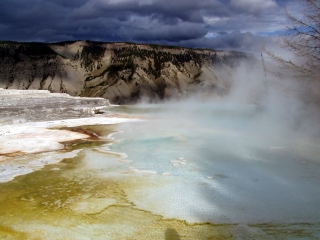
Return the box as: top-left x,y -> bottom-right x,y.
107,101 -> 320,224
1,100 -> 320,239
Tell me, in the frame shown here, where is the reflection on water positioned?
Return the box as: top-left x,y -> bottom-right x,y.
0,104 -> 320,239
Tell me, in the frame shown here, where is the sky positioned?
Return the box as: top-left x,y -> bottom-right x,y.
0,0 -> 301,52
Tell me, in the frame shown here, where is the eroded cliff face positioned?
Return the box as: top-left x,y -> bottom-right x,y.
0,41 -> 254,103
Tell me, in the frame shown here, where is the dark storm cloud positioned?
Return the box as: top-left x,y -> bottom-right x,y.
47,0 -> 89,8
70,0 -> 227,23
120,20 -> 207,42
0,0 -> 300,51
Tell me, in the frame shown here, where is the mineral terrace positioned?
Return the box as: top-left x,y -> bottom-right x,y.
0,88 -> 137,182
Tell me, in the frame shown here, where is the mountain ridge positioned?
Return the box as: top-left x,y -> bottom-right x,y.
0,41 -> 255,103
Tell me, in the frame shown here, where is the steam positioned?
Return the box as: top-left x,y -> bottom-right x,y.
121,42 -> 320,147
105,56 -> 320,224
130,49 -> 320,153
218,55 -> 320,138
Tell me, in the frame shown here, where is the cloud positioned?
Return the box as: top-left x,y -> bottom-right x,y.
230,0 -> 277,16
47,0 -> 88,8
0,0 -> 301,52
71,0 -> 225,23
117,18 -> 207,42
179,30 -> 276,53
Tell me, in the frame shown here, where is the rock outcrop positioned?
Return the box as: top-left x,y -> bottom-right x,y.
0,88 -> 109,124
0,41 -> 254,103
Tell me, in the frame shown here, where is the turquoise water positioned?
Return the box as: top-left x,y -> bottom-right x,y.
1,102 -> 319,239
105,102 -> 320,224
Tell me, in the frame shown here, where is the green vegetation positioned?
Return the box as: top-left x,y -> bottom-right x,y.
74,42 -> 106,71
110,45 -> 220,79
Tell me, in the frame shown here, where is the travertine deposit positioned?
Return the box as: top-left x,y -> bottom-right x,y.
0,89 -> 138,182
0,88 -> 109,124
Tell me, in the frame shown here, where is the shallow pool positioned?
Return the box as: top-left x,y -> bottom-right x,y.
1,103 -> 320,239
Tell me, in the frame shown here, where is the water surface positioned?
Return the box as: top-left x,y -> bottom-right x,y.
1,104 -> 320,239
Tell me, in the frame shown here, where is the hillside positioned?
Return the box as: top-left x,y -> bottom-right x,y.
0,41 -> 254,103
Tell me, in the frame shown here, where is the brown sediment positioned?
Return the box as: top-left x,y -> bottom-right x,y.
53,124 -> 118,140
106,113 -> 148,119
0,224 -> 27,239
0,125 -> 103,157
59,127 -> 100,140
0,151 -> 24,158
59,125 -> 117,151
92,148 -> 125,157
